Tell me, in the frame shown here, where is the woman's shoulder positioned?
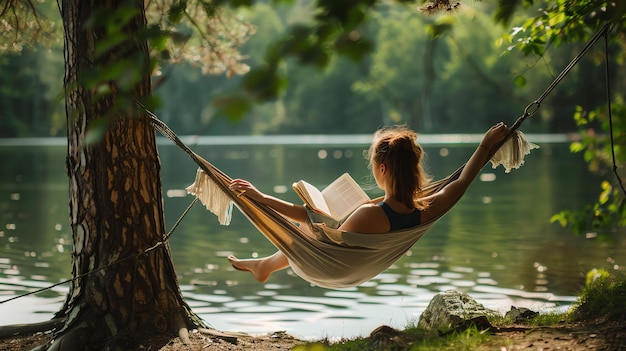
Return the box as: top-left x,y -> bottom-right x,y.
340,203 -> 389,234
349,203 -> 384,219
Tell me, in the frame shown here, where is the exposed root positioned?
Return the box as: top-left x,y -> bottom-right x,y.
45,323 -> 94,351
178,327 -> 190,345
0,318 -> 64,339
197,327 -> 247,345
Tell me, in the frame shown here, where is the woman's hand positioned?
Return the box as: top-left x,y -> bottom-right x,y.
230,178 -> 308,223
481,122 -> 508,150
229,179 -> 265,202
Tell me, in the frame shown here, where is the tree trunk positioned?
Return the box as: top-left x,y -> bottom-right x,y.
53,0 -> 206,348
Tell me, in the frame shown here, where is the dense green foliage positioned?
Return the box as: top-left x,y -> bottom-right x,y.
495,0 -> 625,235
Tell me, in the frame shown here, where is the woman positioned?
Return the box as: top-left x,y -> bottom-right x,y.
227,122 -> 509,283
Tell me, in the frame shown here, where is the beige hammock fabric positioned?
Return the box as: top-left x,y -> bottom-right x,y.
185,130 -> 538,289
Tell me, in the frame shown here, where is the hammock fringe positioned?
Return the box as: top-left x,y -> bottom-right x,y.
490,130 -> 539,173
186,168 -> 233,225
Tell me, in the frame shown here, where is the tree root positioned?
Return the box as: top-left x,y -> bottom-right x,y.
198,327 -> 248,345
178,327 -> 190,345
0,318 -> 64,339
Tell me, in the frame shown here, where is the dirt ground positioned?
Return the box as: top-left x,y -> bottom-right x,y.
0,319 -> 624,351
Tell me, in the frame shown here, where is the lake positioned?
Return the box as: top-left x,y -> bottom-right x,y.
0,134 -> 624,341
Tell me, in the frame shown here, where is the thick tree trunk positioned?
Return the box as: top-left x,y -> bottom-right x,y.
52,0 -> 206,348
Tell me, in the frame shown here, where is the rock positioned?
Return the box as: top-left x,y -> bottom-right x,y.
505,306 -> 539,323
417,290 -> 501,334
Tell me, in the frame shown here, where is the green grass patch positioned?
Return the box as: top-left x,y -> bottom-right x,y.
527,311 -> 566,326
571,270 -> 626,322
294,325 -> 493,351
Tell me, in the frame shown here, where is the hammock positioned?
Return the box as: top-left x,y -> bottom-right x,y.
150,115 -> 538,288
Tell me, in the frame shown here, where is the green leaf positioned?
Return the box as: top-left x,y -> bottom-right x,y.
213,94 -> 252,121
426,17 -> 455,39
106,5 -> 139,34
242,65 -> 287,101
493,0 -> 521,25
335,37 -> 372,62
85,118 -> 109,146
95,32 -> 128,57
570,141 -> 585,153
598,181 -> 612,205
143,25 -> 169,51
550,212 -> 568,227
168,1 -> 187,24
513,75 -> 527,87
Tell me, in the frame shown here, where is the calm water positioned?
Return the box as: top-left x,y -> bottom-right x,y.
0,135 -> 624,340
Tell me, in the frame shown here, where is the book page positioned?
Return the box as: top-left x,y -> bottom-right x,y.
321,173 -> 370,220
294,180 -> 332,217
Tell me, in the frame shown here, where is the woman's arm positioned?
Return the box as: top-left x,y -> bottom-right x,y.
421,122 -> 508,222
229,179 -> 308,223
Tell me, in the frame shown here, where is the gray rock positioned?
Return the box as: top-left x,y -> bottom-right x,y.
417,290 -> 501,334
505,306 -> 538,323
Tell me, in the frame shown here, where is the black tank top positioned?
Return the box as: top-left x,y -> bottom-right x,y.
377,202 -> 421,231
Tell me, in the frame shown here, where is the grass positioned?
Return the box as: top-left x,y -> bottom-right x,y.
293,271 -> 626,351
570,270 -> 626,322
293,326 -> 492,351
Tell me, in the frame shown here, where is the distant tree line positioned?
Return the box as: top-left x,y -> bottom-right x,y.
0,1 -> 621,137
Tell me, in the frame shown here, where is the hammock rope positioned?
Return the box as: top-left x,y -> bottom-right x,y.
509,23 -> 611,133
603,26 -> 626,197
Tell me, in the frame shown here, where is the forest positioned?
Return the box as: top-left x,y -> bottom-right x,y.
1,0 -> 621,137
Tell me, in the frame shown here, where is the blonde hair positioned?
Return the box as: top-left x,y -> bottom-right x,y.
367,125 -> 431,210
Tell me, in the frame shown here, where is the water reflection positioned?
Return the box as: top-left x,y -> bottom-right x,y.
0,138 -> 623,340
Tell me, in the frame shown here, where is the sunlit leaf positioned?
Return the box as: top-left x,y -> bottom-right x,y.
570,141 -> 585,153
598,181 -> 612,204
550,212 -> 568,227
513,75 -> 527,87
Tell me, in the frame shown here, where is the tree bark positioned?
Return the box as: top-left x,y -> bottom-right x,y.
52,0 -> 206,348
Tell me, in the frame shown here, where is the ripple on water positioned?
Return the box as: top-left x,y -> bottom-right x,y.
274,295 -> 357,309
409,268 -> 440,276
324,290 -> 366,299
231,305 -> 288,313
441,272 -> 464,279
406,276 -> 451,286
451,280 -> 476,288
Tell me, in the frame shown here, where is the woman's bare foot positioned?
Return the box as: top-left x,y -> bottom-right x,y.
228,255 -> 270,283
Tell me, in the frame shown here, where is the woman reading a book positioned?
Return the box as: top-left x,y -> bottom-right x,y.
227,122 -> 508,283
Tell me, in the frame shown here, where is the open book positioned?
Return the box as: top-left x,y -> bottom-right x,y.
292,173 -> 370,221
